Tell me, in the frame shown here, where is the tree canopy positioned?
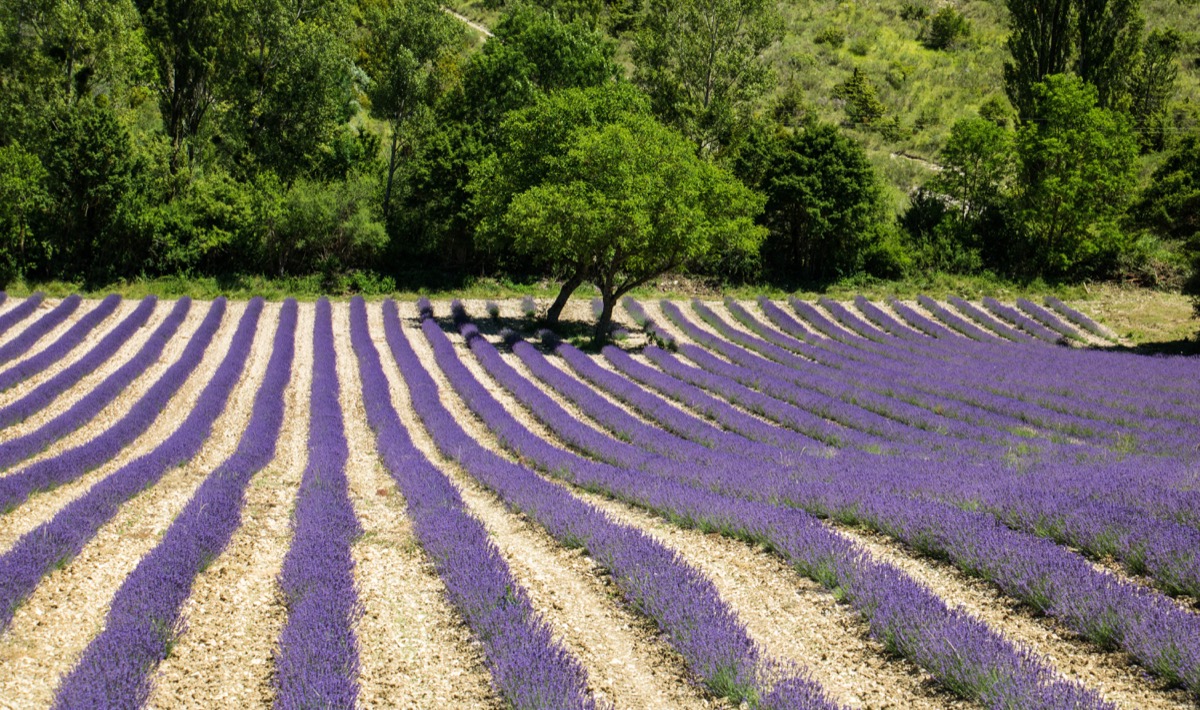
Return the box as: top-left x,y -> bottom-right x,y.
477,86 -> 765,339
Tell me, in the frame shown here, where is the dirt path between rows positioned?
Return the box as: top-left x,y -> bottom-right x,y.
0,301 -> 272,708
0,302 -> 242,553
336,303 -> 503,708
391,301 -> 715,708
148,303 -> 309,709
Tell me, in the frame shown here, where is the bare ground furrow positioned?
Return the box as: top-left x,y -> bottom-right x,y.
391,302 -> 716,709
453,323 -> 959,709
0,302 -> 245,554
0,298 -> 51,350
0,299 -> 142,409
833,526 -> 1190,709
334,303 -> 501,709
0,301 -> 274,709
0,299 -> 201,451
147,303 -> 311,710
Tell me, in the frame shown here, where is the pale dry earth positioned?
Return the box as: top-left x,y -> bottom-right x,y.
0,296 -> 1187,710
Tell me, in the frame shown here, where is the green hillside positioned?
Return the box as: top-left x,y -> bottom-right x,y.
450,0 -> 1200,204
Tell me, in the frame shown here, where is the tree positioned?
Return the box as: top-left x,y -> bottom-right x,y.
0,142 -> 49,283
1074,0 -> 1142,110
453,5 -> 620,130
1126,28 -> 1182,150
1133,133 -> 1200,243
217,0 -> 359,182
923,7 -> 970,51
134,0 -> 225,171
41,100 -> 145,283
363,0 -> 464,220
490,111 -> 765,340
934,117 -> 1015,225
734,120 -> 889,283
1003,0 -> 1074,122
632,0 -> 781,154
903,116 -> 1016,274
1015,74 -> 1138,276
400,7 -> 620,273
833,69 -> 886,127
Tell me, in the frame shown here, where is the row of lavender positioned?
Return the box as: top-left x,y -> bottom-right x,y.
609,299 -> 1200,691
0,298 -> 834,708
0,294 -> 1190,709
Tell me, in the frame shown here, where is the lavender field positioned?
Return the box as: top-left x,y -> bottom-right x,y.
0,292 -> 1196,710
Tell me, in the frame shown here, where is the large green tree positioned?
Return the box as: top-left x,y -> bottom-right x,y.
734,120 -> 889,283
363,0 -> 464,220
632,0 -> 781,154
480,101 -> 765,339
134,0 -> 225,170
1015,74 -> 1138,276
1003,0 -> 1075,122
1074,0 -> 1142,109
1126,28 -> 1182,150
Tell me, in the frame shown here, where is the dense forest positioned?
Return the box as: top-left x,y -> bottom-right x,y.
1,0 -> 1199,322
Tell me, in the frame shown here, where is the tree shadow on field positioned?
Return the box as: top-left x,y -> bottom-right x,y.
424,310 -> 604,353
1091,338 -> 1200,357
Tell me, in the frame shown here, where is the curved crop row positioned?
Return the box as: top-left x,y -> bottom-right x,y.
0,299 -> 262,632
439,306 -> 1107,709
53,300 -> 298,709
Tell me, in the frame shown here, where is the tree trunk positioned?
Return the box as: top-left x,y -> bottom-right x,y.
593,291 -> 615,345
382,125 -> 401,220
546,271 -> 585,325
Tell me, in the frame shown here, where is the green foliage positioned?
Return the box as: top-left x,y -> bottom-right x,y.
903,115 -> 1017,273
633,0 -> 782,154
473,82 -> 652,261
454,4 -> 619,128
1134,133 -> 1200,242
834,69 -> 887,127
1015,74 -> 1139,276
923,7 -> 971,51
1003,0 -> 1074,122
41,100 -> 150,284
735,120 -> 894,283
1127,28 -> 1183,150
814,26 -> 846,49
263,171 -> 387,278
362,0 -> 465,218
134,0 -> 224,168
0,143 -> 50,285
486,109 -> 765,338
1075,0 -> 1143,109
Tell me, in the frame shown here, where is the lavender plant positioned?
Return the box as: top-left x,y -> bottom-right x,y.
53,300 -> 298,709
0,294 -> 122,391
273,299 -> 362,709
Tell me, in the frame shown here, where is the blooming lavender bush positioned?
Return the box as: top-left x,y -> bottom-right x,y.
0,294 -> 122,392
54,300 -> 298,709
273,299 -> 361,709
